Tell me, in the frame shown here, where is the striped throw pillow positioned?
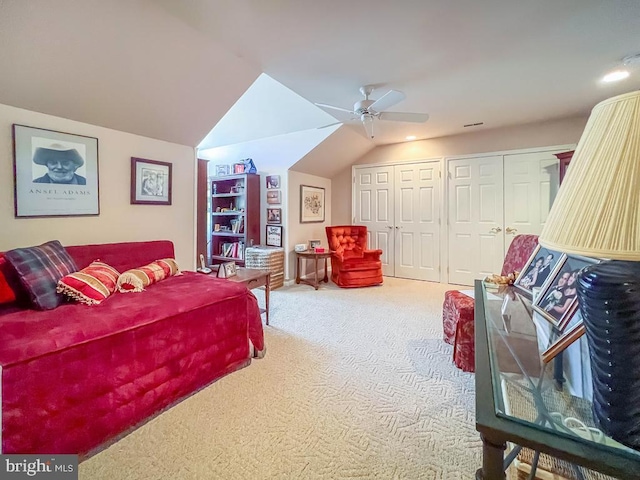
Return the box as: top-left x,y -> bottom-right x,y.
4,240 -> 78,310
116,258 -> 180,293
57,261 -> 121,305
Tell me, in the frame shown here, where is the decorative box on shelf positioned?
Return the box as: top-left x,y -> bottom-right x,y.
244,245 -> 285,289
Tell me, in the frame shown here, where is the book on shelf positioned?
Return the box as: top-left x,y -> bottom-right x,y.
220,241 -> 245,259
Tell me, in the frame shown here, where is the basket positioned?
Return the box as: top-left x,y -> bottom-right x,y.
245,246 -> 285,289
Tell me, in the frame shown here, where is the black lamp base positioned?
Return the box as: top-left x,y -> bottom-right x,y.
577,260 -> 640,450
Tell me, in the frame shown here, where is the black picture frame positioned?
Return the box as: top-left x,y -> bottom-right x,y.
533,255 -> 599,330
514,245 -> 564,296
12,124 -> 100,217
267,208 -> 281,224
266,225 -> 283,247
131,157 -> 172,205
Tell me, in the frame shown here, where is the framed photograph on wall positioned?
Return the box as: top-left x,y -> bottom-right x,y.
266,225 -> 283,247
266,175 -> 280,189
300,185 -> 325,223
131,157 -> 172,205
267,208 -> 281,224
12,124 -> 99,217
533,255 -> 599,330
267,190 -> 281,204
514,245 -> 564,296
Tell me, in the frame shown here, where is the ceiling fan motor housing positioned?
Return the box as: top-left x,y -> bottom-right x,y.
354,99 -> 375,115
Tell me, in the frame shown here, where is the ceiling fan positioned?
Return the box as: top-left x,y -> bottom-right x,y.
315,85 -> 429,139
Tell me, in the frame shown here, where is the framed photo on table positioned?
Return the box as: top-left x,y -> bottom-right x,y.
533,255 -> 599,330
131,157 -> 172,205
514,245 -> 564,296
542,309 -> 586,364
266,225 -> 283,247
12,124 -> 99,217
300,185 -> 325,223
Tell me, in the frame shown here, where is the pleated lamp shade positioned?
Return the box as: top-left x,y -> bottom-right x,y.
539,90 -> 640,259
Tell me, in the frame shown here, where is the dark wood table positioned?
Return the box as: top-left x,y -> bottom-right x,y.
214,266 -> 271,324
295,251 -> 331,290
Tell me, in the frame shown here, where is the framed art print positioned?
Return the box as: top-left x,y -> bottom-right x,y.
300,185 -> 325,223
266,225 -> 283,247
533,255 -> 599,330
12,124 -> 99,217
131,157 -> 172,205
266,175 -> 280,189
267,190 -> 281,205
514,245 -> 564,296
267,208 -> 281,224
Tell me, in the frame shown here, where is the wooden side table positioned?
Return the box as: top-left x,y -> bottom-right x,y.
295,251 -> 331,290
215,266 -> 271,325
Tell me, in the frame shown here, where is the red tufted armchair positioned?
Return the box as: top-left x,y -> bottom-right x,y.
325,226 -> 383,288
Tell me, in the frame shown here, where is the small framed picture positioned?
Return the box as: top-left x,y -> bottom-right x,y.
514,245 -> 564,296
266,225 -> 283,247
215,164 -> 230,176
541,310 -> 585,364
300,185 -> 325,223
309,240 -> 321,249
12,124 -> 100,217
131,157 -> 172,205
267,190 -> 281,204
217,261 -> 237,278
267,208 -> 281,224
233,163 -> 245,174
266,175 -> 280,189
533,255 -> 599,330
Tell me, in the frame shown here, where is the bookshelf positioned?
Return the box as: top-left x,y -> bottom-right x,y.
209,173 -> 260,266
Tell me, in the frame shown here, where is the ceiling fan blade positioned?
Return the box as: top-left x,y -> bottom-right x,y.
378,111 -> 430,123
317,121 -> 343,129
314,102 -> 354,114
369,89 -> 406,112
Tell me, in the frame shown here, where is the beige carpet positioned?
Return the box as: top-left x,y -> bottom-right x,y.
79,277 -> 481,479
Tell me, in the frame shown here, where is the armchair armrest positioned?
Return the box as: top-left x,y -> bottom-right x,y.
330,250 -> 344,262
363,249 -> 383,260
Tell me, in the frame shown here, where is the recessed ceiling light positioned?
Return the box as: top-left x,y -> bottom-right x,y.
405,135 -> 417,141
602,70 -> 630,83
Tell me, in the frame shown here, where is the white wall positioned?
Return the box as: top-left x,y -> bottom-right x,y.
287,171 -> 332,280
331,115 -> 588,224
0,103 -> 197,270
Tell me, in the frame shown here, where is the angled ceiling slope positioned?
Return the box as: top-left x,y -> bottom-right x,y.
198,73 -> 337,149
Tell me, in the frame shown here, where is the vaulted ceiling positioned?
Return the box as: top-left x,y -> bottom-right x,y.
1,0 -> 640,173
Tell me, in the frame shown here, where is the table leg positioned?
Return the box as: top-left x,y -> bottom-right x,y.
295,255 -> 301,284
476,434 -> 506,480
314,256 -> 319,290
265,273 -> 270,325
323,257 -> 329,283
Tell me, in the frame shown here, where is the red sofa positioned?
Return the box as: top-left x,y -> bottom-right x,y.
0,240 -> 264,456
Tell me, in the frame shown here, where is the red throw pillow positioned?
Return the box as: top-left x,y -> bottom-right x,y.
57,261 -> 121,305
116,258 -> 180,293
0,254 -> 18,305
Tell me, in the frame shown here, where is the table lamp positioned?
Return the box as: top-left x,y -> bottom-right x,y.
538,90 -> 640,450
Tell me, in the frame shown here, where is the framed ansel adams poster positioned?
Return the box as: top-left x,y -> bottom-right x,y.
12,124 -> 99,217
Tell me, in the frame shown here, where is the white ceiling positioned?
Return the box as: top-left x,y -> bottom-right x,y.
1,0 -> 639,166
156,0 -> 640,145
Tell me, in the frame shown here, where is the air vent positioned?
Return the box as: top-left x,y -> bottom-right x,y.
463,122 -> 484,128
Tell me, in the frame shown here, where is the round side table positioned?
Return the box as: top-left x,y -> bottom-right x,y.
295,251 -> 331,290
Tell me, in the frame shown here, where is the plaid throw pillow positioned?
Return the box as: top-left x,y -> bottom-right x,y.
5,240 -> 78,310
57,261 -> 121,305
116,258 -> 180,293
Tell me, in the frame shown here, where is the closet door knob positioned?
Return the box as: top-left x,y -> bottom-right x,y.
489,227 -> 502,234
506,227 -> 518,235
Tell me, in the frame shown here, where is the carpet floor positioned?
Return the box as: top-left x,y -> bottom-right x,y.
79,277 -> 481,479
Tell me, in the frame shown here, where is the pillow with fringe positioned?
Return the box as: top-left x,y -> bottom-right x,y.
57,261 -> 121,305
116,258 -> 180,293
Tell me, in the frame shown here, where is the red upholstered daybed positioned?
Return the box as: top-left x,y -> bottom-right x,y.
0,240 -> 265,456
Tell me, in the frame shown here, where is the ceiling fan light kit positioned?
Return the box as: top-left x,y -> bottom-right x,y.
314,85 -> 429,139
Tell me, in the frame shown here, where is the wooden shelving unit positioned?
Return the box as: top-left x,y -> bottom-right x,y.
209,173 -> 260,266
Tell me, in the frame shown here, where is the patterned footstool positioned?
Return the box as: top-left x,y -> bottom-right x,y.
442,290 -> 475,372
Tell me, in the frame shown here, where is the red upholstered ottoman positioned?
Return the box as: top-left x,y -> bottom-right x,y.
442,291 -> 476,372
